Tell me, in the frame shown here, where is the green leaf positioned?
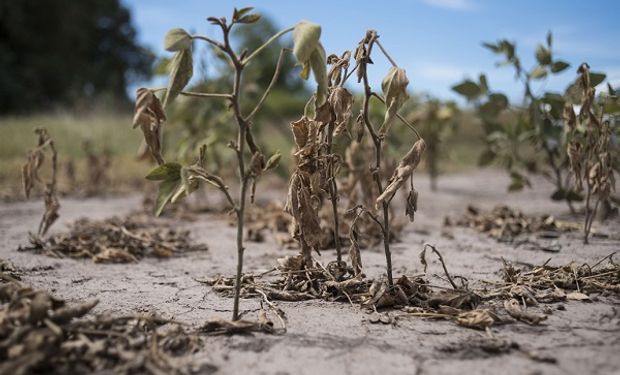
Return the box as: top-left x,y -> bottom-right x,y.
293,21 -> 321,64
535,44 -> 551,65
546,31 -> 552,48
551,60 -> 569,73
489,93 -> 509,109
164,28 -> 192,52
590,72 -> 606,87
154,179 -> 180,216
451,80 -> 482,100
237,14 -> 261,24
529,66 -> 547,80
164,48 -> 193,107
264,152 -> 281,170
233,7 -> 253,20
145,162 -> 182,181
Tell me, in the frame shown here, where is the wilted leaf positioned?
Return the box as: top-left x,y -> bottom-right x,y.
379,67 -> 409,135
164,48 -> 193,107
504,298 -> 546,324
405,189 -> 418,222
456,309 -> 500,329
154,178 -> 181,216
164,28 -> 192,52
133,88 -> 166,165
264,152 -> 282,170
233,7 -> 254,20
310,43 -> 328,106
376,139 -> 426,207
329,87 -> 353,136
293,21 -> 321,64
566,292 -> 590,301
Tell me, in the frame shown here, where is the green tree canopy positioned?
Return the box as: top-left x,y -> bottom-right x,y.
0,0 -> 154,113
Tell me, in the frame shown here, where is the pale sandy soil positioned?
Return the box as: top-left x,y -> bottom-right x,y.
1,170 -> 619,375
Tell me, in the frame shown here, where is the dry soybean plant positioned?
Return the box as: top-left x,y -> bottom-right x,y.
21,128 -> 60,237
134,8 -> 331,321
564,63 -> 616,243
286,28 -> 425,289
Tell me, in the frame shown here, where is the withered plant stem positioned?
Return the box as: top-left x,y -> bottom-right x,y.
326,122 -> 342,263
359,34 -> 394,287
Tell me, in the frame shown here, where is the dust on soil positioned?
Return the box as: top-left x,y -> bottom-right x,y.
1,170 -> 619,375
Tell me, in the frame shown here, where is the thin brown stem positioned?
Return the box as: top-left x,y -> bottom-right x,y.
326,122 -> 342,263
358,34 -> 394,287
375,40 -> 398,68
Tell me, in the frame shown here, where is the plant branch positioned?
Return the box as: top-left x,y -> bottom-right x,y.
245,48 -> 289,121
375,40 -> 398,68
242,27 -> 294,65
191,35 -> 225,51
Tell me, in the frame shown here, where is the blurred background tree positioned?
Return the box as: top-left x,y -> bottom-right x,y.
0,0 -> 154,114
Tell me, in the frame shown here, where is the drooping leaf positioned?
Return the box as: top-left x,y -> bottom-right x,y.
329,87 -> 353,136
164,48 -> 193,107
154,178 -> 180,216
133,88 -> 167,165
379,67 -> 409,135
145,162 -> 182,181
309,43 -> 328,106
293,21 -> 321,64
479,74 -> 489,94
264,152 -> 282,170
164,28 -> 192,52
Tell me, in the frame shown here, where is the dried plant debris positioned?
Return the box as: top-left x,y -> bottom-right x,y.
21,211 -> 207,263
451,205 -> 579,241
0,272 -> 206,375
501,253 -> 620,295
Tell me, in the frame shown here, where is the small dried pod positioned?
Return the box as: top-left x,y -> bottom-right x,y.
376,139 -> 426,208
133,88 -> 167,165
329,87 -> 353,137
405,188 -> 418,222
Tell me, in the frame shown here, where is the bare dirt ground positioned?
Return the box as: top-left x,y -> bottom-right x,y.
1,170 -> 619,375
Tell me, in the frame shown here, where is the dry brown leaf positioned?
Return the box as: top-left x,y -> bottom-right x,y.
133,88 -> 167,165
329,87 -> 353,137
504,298 -> 547,325
376,139 -> 426,208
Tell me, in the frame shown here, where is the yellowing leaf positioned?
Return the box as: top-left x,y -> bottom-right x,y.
310,43 -> 328,106
293,21 -> 321,64
379,67 -> 409,135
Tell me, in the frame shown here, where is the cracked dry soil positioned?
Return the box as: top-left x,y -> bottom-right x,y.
1,170 -> 619,375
